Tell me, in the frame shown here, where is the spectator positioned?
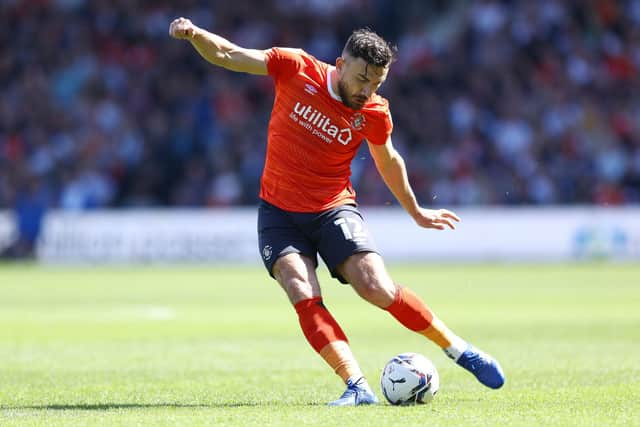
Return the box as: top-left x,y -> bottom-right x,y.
0,0 -> 639,214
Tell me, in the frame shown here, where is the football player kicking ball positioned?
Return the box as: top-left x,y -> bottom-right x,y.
170,18 -> 505,405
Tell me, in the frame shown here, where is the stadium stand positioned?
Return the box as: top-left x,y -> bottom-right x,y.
1,0 -> 639,218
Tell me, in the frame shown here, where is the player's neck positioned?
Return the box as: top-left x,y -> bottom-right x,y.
328,67 -> 341,101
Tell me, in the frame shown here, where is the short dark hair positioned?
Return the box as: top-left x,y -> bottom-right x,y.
342,28 -> 397,67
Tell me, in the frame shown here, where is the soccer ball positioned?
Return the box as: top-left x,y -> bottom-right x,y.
380,352 -> 439,405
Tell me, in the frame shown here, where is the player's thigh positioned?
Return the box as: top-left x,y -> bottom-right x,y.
258,200 -> 317,279
337,251 -> 396,308
316,204 -> 378,284
273,253 -> 322,305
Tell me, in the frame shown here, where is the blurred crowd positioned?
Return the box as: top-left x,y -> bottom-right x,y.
1,0 -> 640,231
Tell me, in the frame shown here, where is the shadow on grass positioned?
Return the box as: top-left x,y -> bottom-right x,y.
2,402 -> 323,411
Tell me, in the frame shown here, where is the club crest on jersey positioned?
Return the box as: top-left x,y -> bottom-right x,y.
350,113 -> 366,130
304,84 -> 318,95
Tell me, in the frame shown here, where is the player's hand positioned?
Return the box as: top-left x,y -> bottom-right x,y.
413,208 -> 461,230
169,17 -> 198,40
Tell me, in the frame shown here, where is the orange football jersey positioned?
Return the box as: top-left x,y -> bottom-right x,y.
260,47 -> 393,212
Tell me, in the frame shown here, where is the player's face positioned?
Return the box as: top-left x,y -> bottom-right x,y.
336,55 -> 388,110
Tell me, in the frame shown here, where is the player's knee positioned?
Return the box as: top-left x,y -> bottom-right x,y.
341,252 -> 395,307
354,276 -> 395,307
273,255 -> 319,304
279,275 -> 319,304
283,277 -> 316,302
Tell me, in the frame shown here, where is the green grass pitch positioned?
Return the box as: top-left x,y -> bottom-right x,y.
0,263 -> 638,426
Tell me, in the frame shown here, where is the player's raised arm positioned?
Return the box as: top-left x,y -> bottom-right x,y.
169,17 -> 268,75
368,138 -> 461,230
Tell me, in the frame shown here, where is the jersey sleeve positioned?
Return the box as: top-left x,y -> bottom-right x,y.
366,107 -> 394,146
265,47 -> 306,81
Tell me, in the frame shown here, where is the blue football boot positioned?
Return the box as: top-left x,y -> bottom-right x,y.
450,344 -> 505,389
328,377 -> 379,406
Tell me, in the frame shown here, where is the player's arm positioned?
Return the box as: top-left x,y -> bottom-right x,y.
169,17 -> 268,75
367,138 -> 461,230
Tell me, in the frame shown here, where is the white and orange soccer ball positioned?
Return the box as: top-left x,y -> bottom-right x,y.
380,352 -> 440,405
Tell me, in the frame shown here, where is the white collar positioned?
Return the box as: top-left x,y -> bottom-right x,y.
327,67 -> 342,101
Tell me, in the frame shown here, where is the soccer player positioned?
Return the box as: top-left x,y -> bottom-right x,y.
169,18 -> 505,405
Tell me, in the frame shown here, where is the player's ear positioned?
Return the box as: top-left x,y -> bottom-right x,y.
336,56 -> 345,73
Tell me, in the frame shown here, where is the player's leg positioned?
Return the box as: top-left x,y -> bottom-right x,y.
317,205 -> 504,389
336,252 -> 466,355
337,252 -> 505,389
257,200 -> 375,405
271,253 -> 376,406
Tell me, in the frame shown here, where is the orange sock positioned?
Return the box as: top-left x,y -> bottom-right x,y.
418,317 -> 454,348
385,286 -> 433,331
385,286 -> 461,349
294,297 -> 361,382
319,341 -> 362,383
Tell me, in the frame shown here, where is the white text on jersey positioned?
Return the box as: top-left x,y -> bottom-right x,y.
290,101 -> 352,145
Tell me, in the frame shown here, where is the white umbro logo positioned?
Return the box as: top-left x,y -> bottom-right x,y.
304,84 -> 318,95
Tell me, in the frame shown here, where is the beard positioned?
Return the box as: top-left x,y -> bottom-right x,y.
337,80 -> 365,110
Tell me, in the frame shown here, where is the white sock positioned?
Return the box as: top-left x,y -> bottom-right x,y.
347,375 -> 369,388
444,336 -> 468,361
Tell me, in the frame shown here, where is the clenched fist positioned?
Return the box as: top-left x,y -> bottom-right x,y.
169,17 -> 198,40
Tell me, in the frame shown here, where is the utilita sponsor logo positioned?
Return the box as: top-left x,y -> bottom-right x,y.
289,102 -> 352,145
